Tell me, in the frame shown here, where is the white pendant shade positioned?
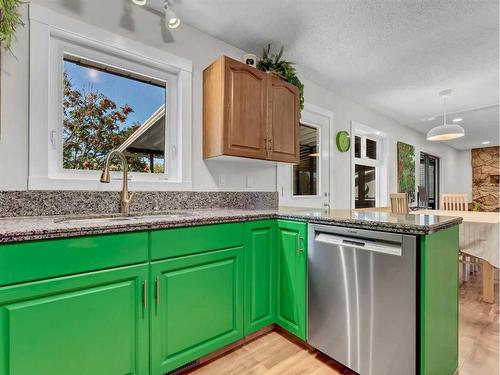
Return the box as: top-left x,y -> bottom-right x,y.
426,123 -> 465,141
426,89 -> 465,142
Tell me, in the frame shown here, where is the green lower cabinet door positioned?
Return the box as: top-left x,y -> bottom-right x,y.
0,264 -> 149,375
150,247 -> 244,374
243,220 -> 276,335
276,220 -> 307,340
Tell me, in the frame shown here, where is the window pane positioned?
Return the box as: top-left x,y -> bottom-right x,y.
366,138 -> 377,159
354,164 -> 376,208
293,124 -> 319,196
354,136 -> 361,158
62,57 -> 167,173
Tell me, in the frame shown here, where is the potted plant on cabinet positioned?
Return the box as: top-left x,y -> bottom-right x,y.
257,43 -> 305,112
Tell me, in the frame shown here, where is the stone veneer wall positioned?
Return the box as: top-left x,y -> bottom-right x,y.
471,146 -> 499,212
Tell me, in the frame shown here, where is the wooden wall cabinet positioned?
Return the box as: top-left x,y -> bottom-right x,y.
203,55 -> 299,163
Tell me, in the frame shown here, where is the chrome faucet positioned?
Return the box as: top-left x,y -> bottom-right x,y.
100,150 -> 134,215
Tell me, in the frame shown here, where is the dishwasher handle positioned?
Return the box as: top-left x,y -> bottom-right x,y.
314,232 -> 402,256
342,239 -> 366,247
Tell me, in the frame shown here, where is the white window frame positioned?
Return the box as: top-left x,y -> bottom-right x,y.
277,103 -> 333,208
351,121 -> 387,209
29,4 -> 193,190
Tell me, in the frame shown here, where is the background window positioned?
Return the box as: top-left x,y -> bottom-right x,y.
366,138 -> 377,159
63,56 -> 167,173
293,124 -> 319,195
355,164 -> 376,208
354,136 -> 361,158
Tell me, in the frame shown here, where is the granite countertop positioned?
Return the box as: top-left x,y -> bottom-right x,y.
0,207 -> 462,244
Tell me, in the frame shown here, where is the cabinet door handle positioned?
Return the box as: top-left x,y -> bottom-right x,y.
297,234 -> 302,256
143,280 -> 148,312
155,276 -> 160,306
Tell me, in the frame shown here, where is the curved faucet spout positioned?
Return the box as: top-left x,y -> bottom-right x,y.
100,150 -> 133,215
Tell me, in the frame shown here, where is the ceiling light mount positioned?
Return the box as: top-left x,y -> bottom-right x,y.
131,0 -> 147,5
426,89 -> 465,142
164,0 -> 181,29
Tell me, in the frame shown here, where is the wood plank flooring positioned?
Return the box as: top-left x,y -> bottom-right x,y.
187,272 -> 499,375
457,271 -> 499,374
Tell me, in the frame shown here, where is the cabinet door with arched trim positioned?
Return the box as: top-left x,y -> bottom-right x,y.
267,76 -> 300,163
224,58 -> 268,159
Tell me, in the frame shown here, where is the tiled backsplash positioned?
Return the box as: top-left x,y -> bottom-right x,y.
0,191 -> 278,217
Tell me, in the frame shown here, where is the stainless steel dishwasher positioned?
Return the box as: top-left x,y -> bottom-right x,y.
308,224 -> 417,375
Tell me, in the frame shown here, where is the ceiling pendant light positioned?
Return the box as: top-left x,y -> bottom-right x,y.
164,0 -> 181,29
426,89 -> 465,141
131,0 -> 147,5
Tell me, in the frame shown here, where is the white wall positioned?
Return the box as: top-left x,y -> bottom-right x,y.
299,75 -> 467,208
0,0 -> 467,208
455,150 -> 473,200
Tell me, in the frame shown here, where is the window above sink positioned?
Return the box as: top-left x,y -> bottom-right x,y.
28,4 -> 193,191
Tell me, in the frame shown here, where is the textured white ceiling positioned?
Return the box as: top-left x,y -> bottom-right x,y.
149,0 -> 499,149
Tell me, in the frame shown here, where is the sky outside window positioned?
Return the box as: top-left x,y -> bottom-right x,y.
63,60 -> 166,127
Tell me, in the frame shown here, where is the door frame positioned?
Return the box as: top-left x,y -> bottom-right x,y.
419,151 -> 440,209
277,103 -> 333,208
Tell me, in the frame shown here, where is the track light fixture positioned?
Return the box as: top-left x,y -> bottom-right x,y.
164,0 -> 181,29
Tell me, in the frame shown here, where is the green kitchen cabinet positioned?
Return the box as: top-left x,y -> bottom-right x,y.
276,220 -> 307,340
0,264 -> 149,375
420,226 -> 459,375
150,246 -> 244,374
243,220 -> 276,335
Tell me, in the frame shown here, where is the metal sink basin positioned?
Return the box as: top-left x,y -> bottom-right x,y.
54,211 -> 196,225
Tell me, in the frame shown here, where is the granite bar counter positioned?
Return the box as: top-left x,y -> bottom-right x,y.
0,207 -> 462,244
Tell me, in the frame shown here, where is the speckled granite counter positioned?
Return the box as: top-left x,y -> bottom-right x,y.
277,207 -> 462,234
0,207 -> 462,243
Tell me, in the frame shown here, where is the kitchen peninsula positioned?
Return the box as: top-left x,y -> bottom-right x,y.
0,203 -> 460,375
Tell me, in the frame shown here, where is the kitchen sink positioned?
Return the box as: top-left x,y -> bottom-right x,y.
54,211 -> 196,225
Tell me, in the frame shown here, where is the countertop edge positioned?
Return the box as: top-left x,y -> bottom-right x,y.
0,212 -> 463,244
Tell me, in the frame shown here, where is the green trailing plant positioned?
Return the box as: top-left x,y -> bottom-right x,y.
257,43 -> 304,111
0,0 -> 24,52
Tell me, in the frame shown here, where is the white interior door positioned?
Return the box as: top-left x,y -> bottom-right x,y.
277,103 -> 333,208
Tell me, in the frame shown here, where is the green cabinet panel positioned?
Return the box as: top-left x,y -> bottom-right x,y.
0,232 -> 148,286
243,220 -> 276,335
150,222 -> 244,260
0,264 -> 149,375
150,247 -> 244,374
276,220 -> 307,340
420,226 -> 459,375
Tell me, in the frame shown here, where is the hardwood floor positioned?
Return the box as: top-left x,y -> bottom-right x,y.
187,274 -> 499,375
187,331 -> 352,375
457,271 -> 499,374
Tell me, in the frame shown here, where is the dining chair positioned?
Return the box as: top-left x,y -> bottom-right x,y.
390,193 -> 409,214
441,193 -> 480,282
441,193 -> 469,211
418,186 -> 429,208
